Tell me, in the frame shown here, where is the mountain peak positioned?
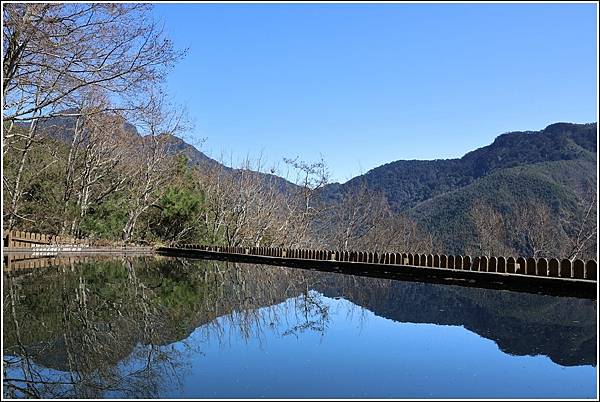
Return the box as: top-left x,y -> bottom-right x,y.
544,121 -> 596,134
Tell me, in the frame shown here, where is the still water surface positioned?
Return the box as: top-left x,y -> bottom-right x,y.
2,256 -> 597,398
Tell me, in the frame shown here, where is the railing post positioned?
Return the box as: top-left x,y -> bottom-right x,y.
507,257 -> 516,273
548,258 -> 559,277
488,256 -> 497,273
479,256 -> 488,272
559,259 -> 572,278
516,257 -> 526,274
526,257 -> 536,276
536,258 -> 548,276
573,259 -> 585,279
585,260 -> 597,281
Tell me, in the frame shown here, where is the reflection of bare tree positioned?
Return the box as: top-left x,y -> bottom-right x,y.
4,275 -> 42,398
3,258 -> 189,398
2,257 -> 335,398
283,290 -> 329,338
189,260 -> 332,349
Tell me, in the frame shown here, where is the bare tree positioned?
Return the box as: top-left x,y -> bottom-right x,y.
3,4 -> 184,124
3,3 -> 185,231
378,213 -> 437,254
562,189 -> 598,261
468,200 -> 511,257
511,202 -> 560,259
121,93 -> 187,242
325,180 -> 390,251
56,90 -> 133,235
317,176 -> 436,254
195,154 -> 289,247
280,156 -> 330,248
3,115 -> 44,228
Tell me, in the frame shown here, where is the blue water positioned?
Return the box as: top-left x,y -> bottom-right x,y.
2,257 -> 597,399
154,293 -> 595,399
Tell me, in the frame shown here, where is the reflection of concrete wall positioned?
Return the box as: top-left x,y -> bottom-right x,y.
4,255 -> 92,272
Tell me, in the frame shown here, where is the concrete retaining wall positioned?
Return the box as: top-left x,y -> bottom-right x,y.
174,244 -> 597,282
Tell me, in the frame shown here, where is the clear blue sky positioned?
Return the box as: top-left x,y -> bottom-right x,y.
153,2 -> 598,183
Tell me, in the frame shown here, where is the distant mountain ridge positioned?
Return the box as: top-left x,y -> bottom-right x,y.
20,111 -> 224,169
320,122 -> 597,213
25,111 -> 299,193
30,113 -> 595,210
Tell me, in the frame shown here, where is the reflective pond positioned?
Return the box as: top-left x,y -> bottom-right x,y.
2,256 -> 597,399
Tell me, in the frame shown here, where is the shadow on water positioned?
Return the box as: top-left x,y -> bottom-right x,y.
2,255 -> 597,398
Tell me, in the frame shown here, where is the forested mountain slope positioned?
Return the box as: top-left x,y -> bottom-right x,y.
321,122 -> 596,212
319,122 -> 597,257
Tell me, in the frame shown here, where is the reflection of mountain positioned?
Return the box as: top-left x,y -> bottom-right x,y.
311,277 -> 596,367
3,257 -> 596,389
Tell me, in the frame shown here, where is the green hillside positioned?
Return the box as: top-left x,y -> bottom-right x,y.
320,122 -> 597,258
408,158 -> 596,256
321,122 -> 596,212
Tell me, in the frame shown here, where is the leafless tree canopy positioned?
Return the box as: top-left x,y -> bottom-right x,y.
3,257 -> 332,398
3,4 -> 183,123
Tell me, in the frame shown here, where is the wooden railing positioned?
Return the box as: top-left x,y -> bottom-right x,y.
172,244 -> 598,282
3,230 -> 90,248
